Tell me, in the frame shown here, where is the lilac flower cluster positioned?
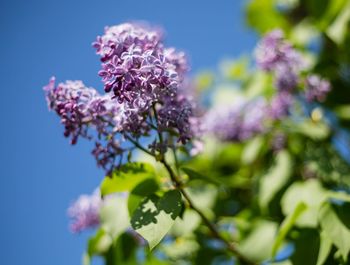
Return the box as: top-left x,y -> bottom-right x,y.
269,91 -> 293,120
44,77 -> 133,172
255,29 -> 304,92
93,23 -> 197,145
203,94 -> 294,143
44,22 -> 200,173
93,23 -> 187,107
204,98 -> 268,142
68,189 -> 101,233
305,74 -> 331,102
45,76 -> 160,171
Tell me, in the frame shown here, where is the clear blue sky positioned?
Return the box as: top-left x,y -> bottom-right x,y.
0,0 -> 257,264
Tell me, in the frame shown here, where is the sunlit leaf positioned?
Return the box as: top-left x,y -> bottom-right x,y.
131,190 -> 183,249
127,178 -> 159,216
238,220 -> 278,263
319,203 -> 350,261
100,195 -> 130,239
272,202 -> 307,257
296,120 -> 330,140
162,238 -> 200,260
100,162 -> 157,196
242,136 -> 264,165
316,231 -> 332,265
281,180 -> 327,227
246,0 -> 289,34
87,228 -> 113,256
259,150 -> 292,211
170,209 -> 201,237
326,1 -> 350,45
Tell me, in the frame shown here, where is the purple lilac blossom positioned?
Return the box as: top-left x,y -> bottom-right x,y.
204,92 -> 294,143
44,77 -> 132,171
304,74 -> 331,102
269,91 -> 293,120
255,29 -> 304,91
93,23 -> 187,109
68,189 -> 101,233
92,22 -> 199,146
45,22 -> 201,170
204,97 -> 268,142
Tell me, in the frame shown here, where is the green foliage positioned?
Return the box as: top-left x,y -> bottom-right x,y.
77,1 -> 350,264
100,163 -> 157,196
259,150 -> 292,211
246,0 -> 290,34
319,204 -> 350,262
99,195 -> 129,239
281,180 -> 327,227
272,202 -> 307,257
238,220 -> 278,262
130,190 -> 183,249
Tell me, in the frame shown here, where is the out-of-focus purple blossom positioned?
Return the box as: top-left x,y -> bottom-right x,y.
190,139 -> 204,156
204,98 -> 268,142
304,74 -> 331,102
269,91 -> 293,120
271,132 -> 287,152
255,29 -> 303,72
255,29 -> 304,92
274,64 -> 299,92
68,189 -> 101,233
93,23 -> 188,111
158,95 -> 194,144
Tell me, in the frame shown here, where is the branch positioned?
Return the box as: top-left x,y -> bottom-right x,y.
159,158 -> 256,265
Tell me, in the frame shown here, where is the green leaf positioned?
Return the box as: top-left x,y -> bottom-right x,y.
241,136 -> 264,165
162,237 -> 200,260
319,203 -> 350,261
318,0 -> 348,30
100,162 -> 156,196
170,209 -> 201,237
272,202 -> 307,257
246,0 -> 289,34
130,190 -> 183,249
195,71 -> 214,92
281,180 -> 327,227
296,120 -> 330,140
220,57 -> 249,81
182,167 -> 225,185
335,105 -> 350,120
316,232 -> 333,265
100,195 -> 130,239
127,178 -> 159,216
326,1 -> 350,45
327,191 -> 350,204
259,150 -> 292,211
238,220 -> 278,263
87,228 -> 113,256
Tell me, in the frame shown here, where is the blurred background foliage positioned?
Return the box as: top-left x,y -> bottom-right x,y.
80,0 -> 350,264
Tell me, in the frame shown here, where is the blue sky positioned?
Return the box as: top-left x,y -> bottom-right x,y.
0,0 -> 257,264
